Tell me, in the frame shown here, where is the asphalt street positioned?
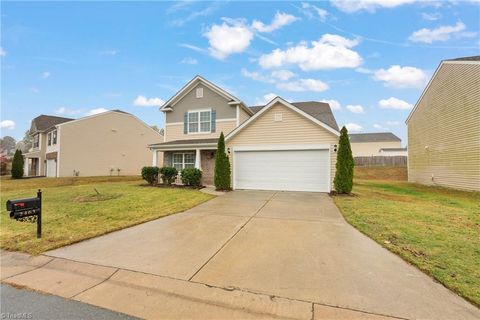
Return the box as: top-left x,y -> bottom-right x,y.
0,284 -> 136,320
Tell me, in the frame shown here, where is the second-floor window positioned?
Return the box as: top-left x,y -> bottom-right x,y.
33,134 -> 39,148
52,130 -> 57,145
47,133 -> 52,146
188,110 -> 211,133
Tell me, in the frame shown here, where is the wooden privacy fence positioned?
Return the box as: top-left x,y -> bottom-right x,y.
354,156 -> 407,167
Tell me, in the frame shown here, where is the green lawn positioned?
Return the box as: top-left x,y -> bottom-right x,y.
334,178 -> 480,306
1,176 -> 214,254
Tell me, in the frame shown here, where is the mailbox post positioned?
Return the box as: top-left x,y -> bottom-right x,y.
6,189 -> 43,238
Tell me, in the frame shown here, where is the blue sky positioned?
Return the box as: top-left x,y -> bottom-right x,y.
1,1 -> 479,144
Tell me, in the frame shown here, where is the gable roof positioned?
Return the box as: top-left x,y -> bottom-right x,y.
159,75 -> 253,116
31,115 -> 73,133
226,97 -> 340,141
349,132 -> 401,143
406,56 -> 480,123
249,101 -> 339,131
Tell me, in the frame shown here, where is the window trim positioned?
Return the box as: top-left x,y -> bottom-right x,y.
172,152 -> 196,171
187,109 -> 212,134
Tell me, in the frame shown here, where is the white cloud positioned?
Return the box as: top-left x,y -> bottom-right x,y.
259,34 -> 362,71
55,106 -> 83,116
355,67 -> 374,74
386,120 -> 400,126
0,47 -> 6,57
345,123 -> 363,132
86,108 -> 109,116
277,79 -> 329,92
331,0 -> 416,13
408,21 -> 475,44
133,95 -> 165,107
421,12 -> 441,21
301,2 -> 328,21
180,43 -> 208,54
320,99 -> 341,110
378,97 -> 413,109
0,120 -> 15,130
41,71 -> 50,79
373,123 -> 390,130
100,49 -> 118,56
252,11 -> 297,33
271,70 -> 296,81
203,19 -> 254,59
241,68 -> 296,83
255,93 -> 278,105
346,104 -> 364,114
373,65 -> 427,88
181,57 -> 198,64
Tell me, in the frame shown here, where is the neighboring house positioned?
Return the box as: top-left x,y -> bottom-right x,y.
379,147 -> 408,156
406,56 -> 480,191
24,110 -> 162,177
349,132 -> 402,157
150,76 -> 340,192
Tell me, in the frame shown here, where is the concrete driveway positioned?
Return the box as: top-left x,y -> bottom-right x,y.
44,190 -> 479,320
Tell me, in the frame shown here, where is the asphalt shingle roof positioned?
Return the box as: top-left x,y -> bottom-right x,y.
349,132 -> 401,143
31,115 -> 73,132
249,101 -> 339,131
445,55 -> 480,62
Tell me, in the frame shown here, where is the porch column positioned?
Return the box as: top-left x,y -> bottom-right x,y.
152,150 -> 158,166
195,149 -> 201,169
24,157 -> 29,176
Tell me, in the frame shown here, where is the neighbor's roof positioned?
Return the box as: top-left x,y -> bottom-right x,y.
249,101 -> 339,131
379,147 -> 407,151
349,132 -> 401,143
445,55 -> 480,62
31,115 -> 73,132
149,138 -> 218,148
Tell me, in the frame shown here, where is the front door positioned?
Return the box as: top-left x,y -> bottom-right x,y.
46,159 -> 57,177
201,150 -> 216,185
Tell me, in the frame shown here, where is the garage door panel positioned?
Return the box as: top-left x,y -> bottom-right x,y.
234,149 -> 330,192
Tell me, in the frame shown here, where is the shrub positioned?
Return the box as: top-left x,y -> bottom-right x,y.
141,166 -> 160,185
334,126 -> 354,194
181,167 -> 202,187
160,166 -> 178,185
11,149 -> 24,179
214,132 -> 231,190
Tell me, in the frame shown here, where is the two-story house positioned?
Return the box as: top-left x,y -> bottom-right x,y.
24,110 -> 163,177
150,76 -> 341,192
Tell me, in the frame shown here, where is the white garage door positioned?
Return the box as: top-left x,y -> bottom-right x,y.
234,149 -> 330,192
46,159 -> 57,178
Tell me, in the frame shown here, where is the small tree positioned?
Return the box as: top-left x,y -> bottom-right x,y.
214,132 -> 231,190
334,126 -> 354,194
11,149 -> 24,179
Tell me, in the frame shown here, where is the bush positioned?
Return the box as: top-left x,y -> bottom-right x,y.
159,166 -> 178,185
11,149 -> 24,179
214,132 -> 231,190
181,167 -> 202,187
334,126 -> 354,194
141,166 -> 160,185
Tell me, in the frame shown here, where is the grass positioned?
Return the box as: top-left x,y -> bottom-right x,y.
333,167 -> 480,306
0,176 -> 214,254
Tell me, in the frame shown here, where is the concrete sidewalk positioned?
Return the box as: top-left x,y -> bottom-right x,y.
2,191 -> 479,319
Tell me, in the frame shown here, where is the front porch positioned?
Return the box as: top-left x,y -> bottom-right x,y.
23,151 -> 44,177
150,139 -> 218,186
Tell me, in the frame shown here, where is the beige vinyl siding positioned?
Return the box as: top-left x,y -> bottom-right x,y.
239,107 -> 251,124
227,102 -> 338,189
407,62 -> 480,191
165,83 -> 236,123
165,120 -> 237,142
351,141 -> 402,157
58,112 -> 163,177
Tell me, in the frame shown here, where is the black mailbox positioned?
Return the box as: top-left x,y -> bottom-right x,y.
6,190 -> 42,238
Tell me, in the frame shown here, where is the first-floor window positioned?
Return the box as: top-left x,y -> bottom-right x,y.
172,153 -> 195,171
